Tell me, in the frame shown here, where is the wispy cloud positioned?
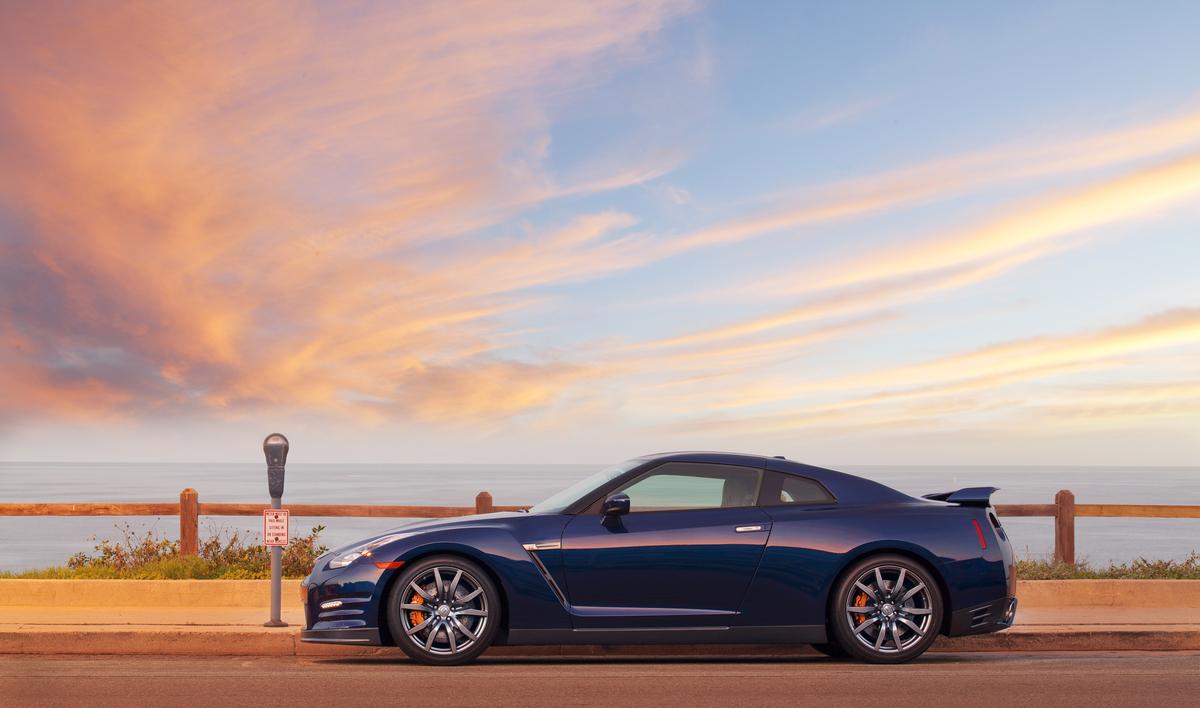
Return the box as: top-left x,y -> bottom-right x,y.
0,0 -> 694,424
627,145 -> 1200,355
1015,378 -> 1200,425
610,312 -> 893,376
2,1 -> 1197,465
639,104 -> 1200,265
814,152 -> 1200,291
655,308 -> 1200,435
777,97 -> 889,132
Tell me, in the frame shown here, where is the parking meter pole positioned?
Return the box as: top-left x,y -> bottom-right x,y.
267,494 -> 284,627
263,433 -> 289,628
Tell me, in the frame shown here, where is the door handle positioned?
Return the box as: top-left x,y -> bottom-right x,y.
734,525 -> 765,533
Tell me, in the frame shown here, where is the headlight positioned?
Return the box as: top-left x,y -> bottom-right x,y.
327,533 -> 412,569
328,552 -> 363,569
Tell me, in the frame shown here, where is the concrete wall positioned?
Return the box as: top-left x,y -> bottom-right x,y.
0,579 -> 305,610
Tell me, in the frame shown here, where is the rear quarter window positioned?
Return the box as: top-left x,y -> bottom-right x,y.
762,472 -> 835,506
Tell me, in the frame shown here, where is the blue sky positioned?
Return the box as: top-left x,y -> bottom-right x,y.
1,1 -> 1197,465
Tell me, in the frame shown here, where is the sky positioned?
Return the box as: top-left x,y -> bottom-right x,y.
1,1 -> 1197,466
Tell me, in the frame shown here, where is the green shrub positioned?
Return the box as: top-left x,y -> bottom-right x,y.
0,523 -> 328,579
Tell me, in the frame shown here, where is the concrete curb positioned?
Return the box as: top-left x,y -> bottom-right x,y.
2,628 -> 1198,657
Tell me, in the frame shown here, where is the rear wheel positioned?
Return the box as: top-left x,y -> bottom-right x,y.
387,555 -> 501,666
827,554 -> 943,664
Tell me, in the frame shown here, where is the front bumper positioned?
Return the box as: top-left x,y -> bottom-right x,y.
947,596 -> 1017,636
300,561 -> 398,646
300,627 -> 382,645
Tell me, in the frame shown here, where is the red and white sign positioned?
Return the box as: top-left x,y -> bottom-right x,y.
263,509 -> 289,547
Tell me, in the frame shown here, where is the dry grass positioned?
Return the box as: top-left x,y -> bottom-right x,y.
1016,553 -> 1200,580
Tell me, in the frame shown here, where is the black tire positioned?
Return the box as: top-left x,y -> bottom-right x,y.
810,642 -> 849,659
387,554 -> 501,666
827,554 -> 943,664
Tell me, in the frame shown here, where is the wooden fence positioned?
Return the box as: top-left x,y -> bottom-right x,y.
0,489 -> 525,557
1,488 -> 1197,564
995,491 -> 1200,564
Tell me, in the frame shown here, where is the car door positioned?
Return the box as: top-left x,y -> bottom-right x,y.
559,461 -> 771,629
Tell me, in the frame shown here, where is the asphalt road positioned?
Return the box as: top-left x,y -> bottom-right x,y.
2,652 -> 1198,707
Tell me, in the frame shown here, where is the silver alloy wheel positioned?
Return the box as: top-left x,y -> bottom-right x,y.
844,564 -> 934,654
398,565 -> 490,656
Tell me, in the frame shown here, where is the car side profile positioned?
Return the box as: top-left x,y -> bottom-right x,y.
300,452 -> 1016,665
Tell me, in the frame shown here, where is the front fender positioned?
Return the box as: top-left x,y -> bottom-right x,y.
379,527 -> 572,636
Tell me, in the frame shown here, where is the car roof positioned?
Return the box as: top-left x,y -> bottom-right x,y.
636,451 -> 911,504
636,450 -> 774,466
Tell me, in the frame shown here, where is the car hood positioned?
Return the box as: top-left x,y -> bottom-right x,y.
326,511 -> 530,556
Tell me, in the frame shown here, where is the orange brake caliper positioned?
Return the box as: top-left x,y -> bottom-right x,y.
854,591 -> 869,624
408,592 -> 426,627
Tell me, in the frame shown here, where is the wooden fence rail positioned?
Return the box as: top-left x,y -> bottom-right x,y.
995,490 -> 1200,564
0,490 -> 524,556
1,488 -> 1197,563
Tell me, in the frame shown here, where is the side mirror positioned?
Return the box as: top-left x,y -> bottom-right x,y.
603,493 -> 630,516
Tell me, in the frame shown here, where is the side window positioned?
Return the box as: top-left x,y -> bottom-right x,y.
766,473 -> 834,506
615,462 -> 762,513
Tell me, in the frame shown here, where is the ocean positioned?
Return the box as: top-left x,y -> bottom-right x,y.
0,462 -> 1196,571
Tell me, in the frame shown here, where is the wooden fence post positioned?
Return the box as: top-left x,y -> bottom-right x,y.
1054,489 -> 1075,565
475,491 -> 494,515
180,488 -> 200,556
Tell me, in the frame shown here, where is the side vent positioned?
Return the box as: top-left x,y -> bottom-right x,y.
522,544 -> 568,606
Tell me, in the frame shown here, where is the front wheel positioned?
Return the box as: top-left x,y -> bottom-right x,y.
827,554 -> 943,664
387,555 -> 501,666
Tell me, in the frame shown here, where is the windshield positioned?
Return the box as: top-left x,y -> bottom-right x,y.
527,459 -> 642,514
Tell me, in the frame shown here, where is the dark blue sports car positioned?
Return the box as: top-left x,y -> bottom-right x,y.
300,452 -> 1016,664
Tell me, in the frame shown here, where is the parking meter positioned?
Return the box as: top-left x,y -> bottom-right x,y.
263,433 -> 289,627
264,433 -> 288,501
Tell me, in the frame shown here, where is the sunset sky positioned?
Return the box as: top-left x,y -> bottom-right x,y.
1,1 -> 1197,465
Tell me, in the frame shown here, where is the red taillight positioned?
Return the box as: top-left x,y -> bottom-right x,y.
374,561 -> 405,569
971,518 -> 988,550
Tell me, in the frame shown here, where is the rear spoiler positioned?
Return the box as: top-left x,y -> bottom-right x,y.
921,487 -> 998,507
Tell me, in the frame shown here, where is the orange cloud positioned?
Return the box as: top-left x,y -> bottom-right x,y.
815,153 -> 1200,291
649,308 -> 1200,436
639,103 -> 1200,264
2,1 -> 1196,452
0,0 -> 693,425
626,147 -> 1200,357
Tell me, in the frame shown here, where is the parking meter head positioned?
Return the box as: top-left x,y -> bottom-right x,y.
263,433 -> 289,499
